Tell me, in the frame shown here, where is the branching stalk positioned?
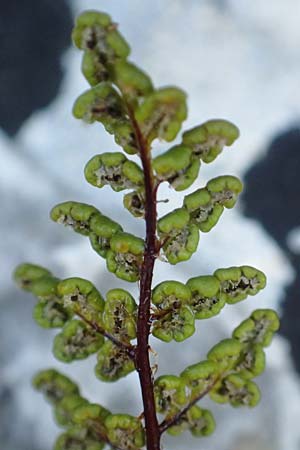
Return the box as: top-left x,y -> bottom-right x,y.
126,104 -> 161,450
76,311 -> 136,359
159,377 -> 221,434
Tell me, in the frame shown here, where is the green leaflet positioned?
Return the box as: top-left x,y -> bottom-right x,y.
95,340 -> 135,382
152,304 -> 195,343
33,295 -> 72,329
186,275 -> 224,319
81,50 -> 109,86
158,208 -> 191,235
112,60 -> 153,101
73,403 -> 111,427
33,369 -> 80,405
180,360 -> 218,399
72,82 -> 125,128
183,175 -> 243,232
233,309 -> 280,347
207,175 -> 243,209
53,320 -> 104,363
151,281 -> 195,343
184,187 -> 222,232
210,374 -> 261,407
105,414 -> 145,450
106,232 -> 144,282
57,278 -> 104,324
89,213 -> 123,258
52,205 -> 133,336
135,87 -> 187,143
188,407 -> 215,437
123,189 -> 145,218
182,119 -> 239,163
158,208 -> 200,264
14,262 -> 52,291
54,426 -> 105,450
103,288 -> 137,341
153,145 -> 200,191
54,395 -> 88,427
50,201 -> 101,236
31,275 -> 72,328
14,264 -> 72,328
168,405 -> 215,438
152,280 -> 191,309
84,152 -> 144,192
30,274 -> 61,299
233,344 -> 266,380
207,338 -> 243,371
112,120 -> 139,155
154,375 -> 187,415
214,265 -> 267,304
72,10 -> 130,60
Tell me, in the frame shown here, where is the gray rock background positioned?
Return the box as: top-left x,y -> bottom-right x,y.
1,1 -> 300,449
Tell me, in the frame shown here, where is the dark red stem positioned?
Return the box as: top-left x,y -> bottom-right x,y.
127,106 -> 161,450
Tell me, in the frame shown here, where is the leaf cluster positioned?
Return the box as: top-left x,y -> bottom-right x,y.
13,9 -> 280,450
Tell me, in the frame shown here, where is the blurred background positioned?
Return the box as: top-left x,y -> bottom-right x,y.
1,1 -> 300,449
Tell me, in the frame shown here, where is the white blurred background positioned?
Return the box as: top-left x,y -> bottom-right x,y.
1,1 -> 300,449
